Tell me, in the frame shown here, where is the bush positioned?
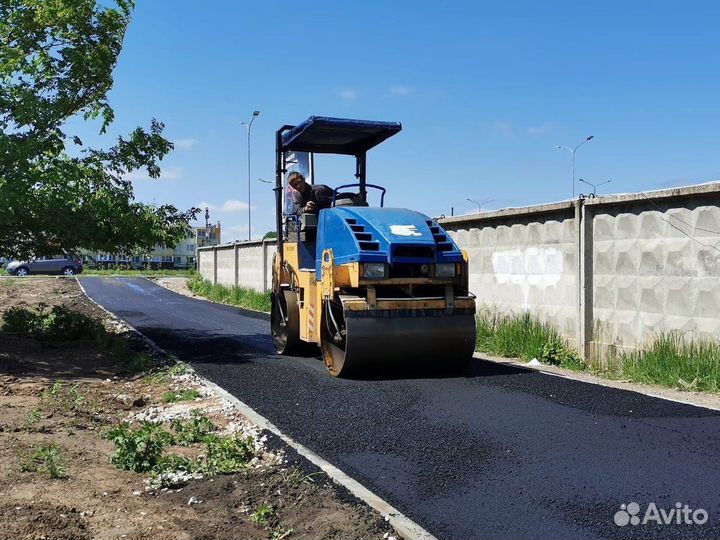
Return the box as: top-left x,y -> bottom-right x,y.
198,433 -> 255,475
106,421 -> 174,472
1,304 -> 104,341
43,305 -> 105,340
105,419 -> 256,483
171,410 -> 217,446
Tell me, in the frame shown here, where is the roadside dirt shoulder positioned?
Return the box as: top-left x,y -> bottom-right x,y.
151,276 -> 197,298
0,278 -> 397,540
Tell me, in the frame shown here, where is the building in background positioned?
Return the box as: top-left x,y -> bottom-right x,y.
86,222 -> 221,269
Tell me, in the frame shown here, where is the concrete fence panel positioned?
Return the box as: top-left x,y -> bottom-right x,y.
443,202 -> 579,344
198,240 -> 277,293
215,245 -> 235,287
585,187 -> 720,360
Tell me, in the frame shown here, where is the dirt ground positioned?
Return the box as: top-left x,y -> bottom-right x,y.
152,276 -> 197,299
0,277 -> 397,540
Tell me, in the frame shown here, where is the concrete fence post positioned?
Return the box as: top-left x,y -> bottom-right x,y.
212,246 -> 218,285
234,242 -> 240,288
575,199 -> 584,358
262,240 -> 268,292
579,202 -> 594,363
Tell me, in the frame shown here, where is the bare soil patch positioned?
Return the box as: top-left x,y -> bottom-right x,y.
151,276 -> 197,299
0,277 -> 397,539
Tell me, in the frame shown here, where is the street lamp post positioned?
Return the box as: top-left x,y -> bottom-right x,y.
242,110 -> 260,240
556,135 -> 594,198
466,198 -> 494,213
578,178 -> 612,198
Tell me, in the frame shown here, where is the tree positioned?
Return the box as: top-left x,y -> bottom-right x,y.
0,0 -> 197,259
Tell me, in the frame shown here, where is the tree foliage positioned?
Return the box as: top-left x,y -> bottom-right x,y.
0,0 -> 197,259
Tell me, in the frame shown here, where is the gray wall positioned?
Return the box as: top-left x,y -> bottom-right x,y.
197,239 -> 276,293
442,182 -> 720,365
446,202 -> 579,345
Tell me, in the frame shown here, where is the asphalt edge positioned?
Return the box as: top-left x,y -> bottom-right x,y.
75,277 -> 437,540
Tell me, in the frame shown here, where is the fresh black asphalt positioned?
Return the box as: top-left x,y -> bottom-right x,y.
80,277 -> 720,540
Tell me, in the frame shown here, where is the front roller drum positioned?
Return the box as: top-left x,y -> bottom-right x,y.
321,301 -> 476,377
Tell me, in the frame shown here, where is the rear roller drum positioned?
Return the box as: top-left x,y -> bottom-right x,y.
271,290 -> 301,355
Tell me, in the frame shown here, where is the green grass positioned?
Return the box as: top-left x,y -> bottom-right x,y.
41,380 -> 86,413
82,269 -> 197,277
162,388 -> 202,403
475,308 -> 583,369
619,332 -> 720,393
143,362 -> 189,385
188,275 -> 271,313
19,443 -> 67,479
250,502 -> 276,526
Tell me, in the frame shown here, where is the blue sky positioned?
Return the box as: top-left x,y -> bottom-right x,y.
76,0 -> 720,241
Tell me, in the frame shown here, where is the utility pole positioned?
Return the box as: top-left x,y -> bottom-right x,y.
556,135 -> 594,198
241,110 -> 260,240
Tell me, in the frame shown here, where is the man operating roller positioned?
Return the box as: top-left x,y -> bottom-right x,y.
287,171 -> 334,215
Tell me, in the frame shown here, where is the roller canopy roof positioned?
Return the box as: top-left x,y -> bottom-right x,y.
280,116 -> 402,155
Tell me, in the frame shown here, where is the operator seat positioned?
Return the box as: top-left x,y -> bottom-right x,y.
334,192 -> 369,207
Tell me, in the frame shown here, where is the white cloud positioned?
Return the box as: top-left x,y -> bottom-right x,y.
390,85 -> 411,96
494,120 -> 513,137
196,199 -> 251,213
220,199 -> 249,212
126,166 -> 183,181
527,122 -> 553,135
173,138 -> 197,150
339,89 -> 357,101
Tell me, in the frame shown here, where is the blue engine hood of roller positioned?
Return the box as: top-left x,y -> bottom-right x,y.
316,207 -> 464,273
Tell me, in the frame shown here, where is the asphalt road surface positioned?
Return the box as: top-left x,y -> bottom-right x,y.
81,277 -> 720,540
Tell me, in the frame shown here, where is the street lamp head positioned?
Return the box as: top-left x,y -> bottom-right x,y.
253,110 -> 260,117
586,135 -> 594,141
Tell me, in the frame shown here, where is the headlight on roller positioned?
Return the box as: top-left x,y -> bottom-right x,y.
362,262 -> 386,279
435,262 -> 456,278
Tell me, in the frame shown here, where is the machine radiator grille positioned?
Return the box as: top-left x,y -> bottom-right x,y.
426,221 -> 455,252
346,218 -> 381,251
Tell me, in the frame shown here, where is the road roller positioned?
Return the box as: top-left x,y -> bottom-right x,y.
271,116 -> 476,377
